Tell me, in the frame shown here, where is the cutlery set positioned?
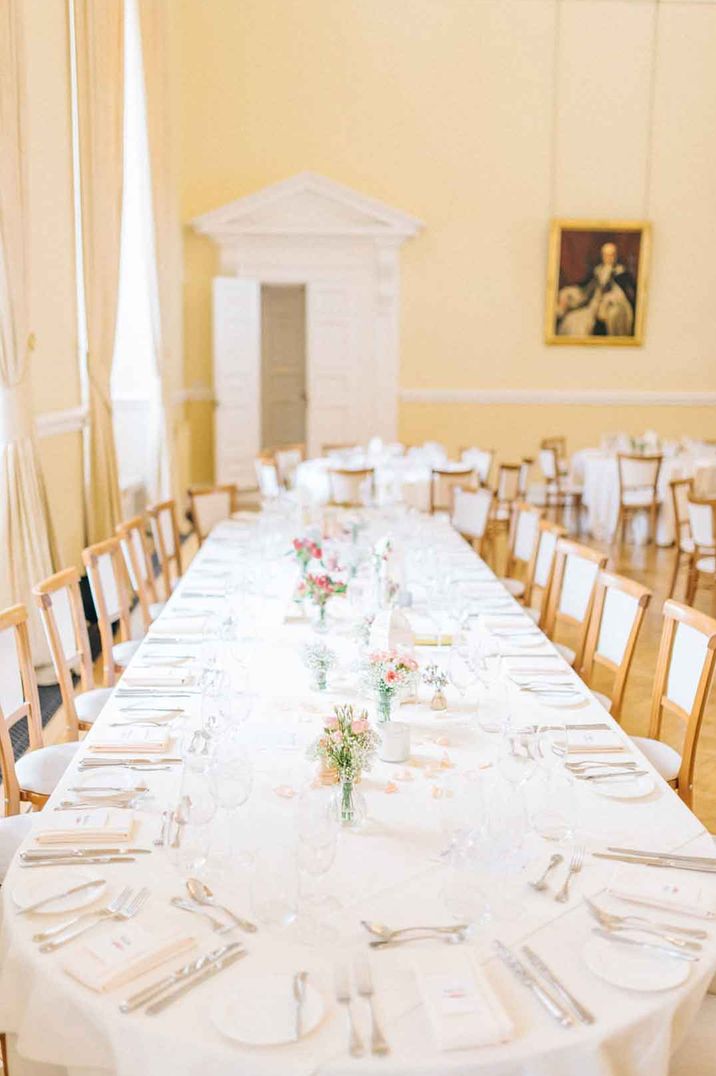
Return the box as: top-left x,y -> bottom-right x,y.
495,941 -> 592,1029
361,920 -> 468,948
335,961 -> 389,1057
529,847 -> 584,902
593,847 -> 716,874
34,887 -> 149,952
119,941 -> 247,1015
584,897 -> 707,958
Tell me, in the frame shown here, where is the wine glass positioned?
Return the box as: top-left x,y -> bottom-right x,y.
294,795 -> 340,943
208,743 -> 254,870
250,845 -> 299,929
530,722 -> 579,842
447,645 -> 477,700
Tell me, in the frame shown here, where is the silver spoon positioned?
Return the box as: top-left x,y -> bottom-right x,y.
170,896 -> 233,933
369,928 -> 468,949
186,878 -> 257,933
362,920 -> 468,939
529,853 -> 563,892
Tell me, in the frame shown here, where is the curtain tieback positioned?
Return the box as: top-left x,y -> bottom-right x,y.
0,377 -> 34,443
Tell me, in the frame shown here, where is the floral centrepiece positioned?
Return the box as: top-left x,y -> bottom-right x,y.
289,535 -> 323,576
296,571 -> 348,632
366,649 -> 419,723
303,641 -> 337,692
311,704 -> 379,826
423,663 -> 449,712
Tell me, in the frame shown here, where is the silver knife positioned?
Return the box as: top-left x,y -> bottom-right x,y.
145,948 -> 247,1014
592,929 -> 700,961
120,942 -> 243,1012
20,856 -> 136,868
608,847 -> 716,867
21,848 -> 150,859
521,946 -> 595,1025
17,879 -> 105,915
593,853 -> 716,874
494,941 -> 573,1028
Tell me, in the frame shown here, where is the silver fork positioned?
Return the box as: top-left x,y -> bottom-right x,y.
584,898 -> 704,949
355,958 -> 389,1056
39,887 -> 149,952
33,886 -> 132,943
335,965 -> 364,1058
555,846 -> 584,903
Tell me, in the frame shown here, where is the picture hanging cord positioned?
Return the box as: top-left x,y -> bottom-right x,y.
642,0 -> 661,219
547,0 -> 562,220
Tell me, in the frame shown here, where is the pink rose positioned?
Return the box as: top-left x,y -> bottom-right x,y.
385,670 -> 397,684
325,717 -> 339,730
351,719 -> 369,733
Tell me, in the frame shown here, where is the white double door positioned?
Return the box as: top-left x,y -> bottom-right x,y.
213,275 -> 373,486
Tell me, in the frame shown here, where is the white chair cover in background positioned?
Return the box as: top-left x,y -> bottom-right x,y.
0,1 -> 57,663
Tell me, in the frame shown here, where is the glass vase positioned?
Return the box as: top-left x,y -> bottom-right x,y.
312,602 -> 329,634
332,777 -> 366,828
376,684 -> 396,724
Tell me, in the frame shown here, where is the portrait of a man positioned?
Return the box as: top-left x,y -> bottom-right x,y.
545,220 -> 650,346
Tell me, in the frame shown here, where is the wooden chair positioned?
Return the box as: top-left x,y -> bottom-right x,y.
492,463 -> 521,522
580,570 -> 652,722
322,442 -> 358,456
521,520 -> 567,626
254,455 -> 281,499
460,447 -> 494,486
116,516 -> 165,631
667,478 -> 695,600
540,436 -> 568,473
188,483 -> 238,544
542,539 -> 608,668
82,537 -> 141,687
615,453 -> 663,544
685,494 -> 716,606
146,498 -> 183,600
538,446 -> 582,528
517,458 -> 533,501
430,465 -> 477,513
451,486 -> 494,558
329,467 -> 375,506
501,502 -> 543,599
33,567 -> 113,737
631,599 -> 716,809
0,604 -> 79,814
271,443 -> 305,489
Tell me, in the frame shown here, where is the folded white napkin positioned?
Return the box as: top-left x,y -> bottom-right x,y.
35,809 -> 134,845
121,667 -> 194,688
503,657 -> 564,675
65,924 -> 196,992
484,618 -> 540,635
568,729 -> 627,755
413,951 -> 513,1051
89,727 -> 170,754
148,616 -> 207,637
607,867 -> 716,919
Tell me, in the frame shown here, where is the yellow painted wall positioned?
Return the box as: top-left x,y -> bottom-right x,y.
175,0 -> 716,473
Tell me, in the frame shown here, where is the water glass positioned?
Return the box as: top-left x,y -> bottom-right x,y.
251,846 -> 299,928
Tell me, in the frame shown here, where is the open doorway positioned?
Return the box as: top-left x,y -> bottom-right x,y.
260,284 -> 306,449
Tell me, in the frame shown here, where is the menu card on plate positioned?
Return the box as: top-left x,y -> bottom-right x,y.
148,616 -> 207,637
568,730 -> 627,755
65,924 -> 196,992
413,951 -> 513,1050
89,727 -> 170,754
35,809 -> 134,845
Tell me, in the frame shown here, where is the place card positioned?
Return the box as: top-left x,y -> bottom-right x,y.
35,809 -> 134,845
89,727 -> 171,754
413,952 -> 514,1051
568,729 -> 627,754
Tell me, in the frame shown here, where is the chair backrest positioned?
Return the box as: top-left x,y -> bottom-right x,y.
460,447 -> 494,486
648,599 -> 716,808
617,453 -> 662,499
581,570 -> 652,721
495,463 -> 521,504
541,436 -> 567,459
670,478 -> 693,548
506,502 -> 543,575
687,494 -> 716,552
543,539 -> 608,667
517,458 -> 533,498
431,466 -> 476,512
451,487 -> 494,550
254,456 -> 280,499
116,515 -> 158,631
523,519 -> 566,620
0,604 -> 43,814
329,468 -> 374,506
539,447 -> 559,483
147,499 -> 183,600
82,537 -> 133,687
322,443 -> 359,457
273,444 -> 304,489
188,484 -> 238,543
33,567 -> 92,739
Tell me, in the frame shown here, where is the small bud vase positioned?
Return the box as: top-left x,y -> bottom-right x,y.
430,689 -> 448,712
332,777 -> 367,828
375,684 -> 396,724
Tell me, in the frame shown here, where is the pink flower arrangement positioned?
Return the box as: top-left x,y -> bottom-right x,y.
290,535 -> 323,571
311,704 -> 379,785
366,648 -> 419,722
296,571 -> 347,608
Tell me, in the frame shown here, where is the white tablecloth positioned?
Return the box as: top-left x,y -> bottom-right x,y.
570,449 -> 716,546
1,511 -> 715,1076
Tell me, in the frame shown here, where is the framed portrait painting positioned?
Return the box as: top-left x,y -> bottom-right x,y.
545,219 -> 651,346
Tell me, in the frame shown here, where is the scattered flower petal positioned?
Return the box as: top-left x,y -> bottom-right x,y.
384,781 -> 399,794
273,784 -> 296,799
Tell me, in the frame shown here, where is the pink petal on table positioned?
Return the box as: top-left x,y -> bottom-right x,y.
395,768 -> 414,782
384,781 -> 399,794
439,752 -> 454,769
433,736 -> 450,746
431,785 -> 444,799
273,784 -> 296,799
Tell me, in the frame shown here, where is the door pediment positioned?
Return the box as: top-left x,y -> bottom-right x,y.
191,171 -> 422,242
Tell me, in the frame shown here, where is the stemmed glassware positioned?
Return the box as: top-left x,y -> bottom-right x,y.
530,722 -> 579,842
294,792 -> 340,944
207,741 -> 254,872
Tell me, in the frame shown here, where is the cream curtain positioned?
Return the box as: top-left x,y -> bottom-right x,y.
138,0 -> 183,509
74,0 -> 124,543
0,1 -> 57,656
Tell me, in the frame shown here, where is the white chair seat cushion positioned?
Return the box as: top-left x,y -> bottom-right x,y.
622,489 -> 658,507
75,687 -> 113,724
631,736 -> 681,782
0,814 -> 34,880
524,606 -> 540,624
555,642 -> 576,666
113,639 -> 141,666
501,577 -> 526,598
669,995 -> 716,1075
696,556 -> 716,573
590,689 -> 612,713
679,537 -> 695,554
149,601 -> 166,621
15,741 -> 80,797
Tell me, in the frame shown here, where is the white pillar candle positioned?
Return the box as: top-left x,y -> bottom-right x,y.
379,721 -> 411,763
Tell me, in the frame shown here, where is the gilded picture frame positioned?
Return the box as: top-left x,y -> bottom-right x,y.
545,219 -> 651,346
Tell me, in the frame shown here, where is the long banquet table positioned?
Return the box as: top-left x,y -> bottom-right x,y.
1,507 -> 716,1076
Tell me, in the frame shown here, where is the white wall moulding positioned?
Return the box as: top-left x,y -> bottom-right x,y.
192,171 -> 422,484
35,406 -> 87,439
399,389 -> 716,407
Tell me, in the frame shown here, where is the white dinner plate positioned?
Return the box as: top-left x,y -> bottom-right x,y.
584,936 -> 690,992
497,635 -> 545,650
12,870 -> 106,915
211,974 -> 324,1045
72,770 -> 136,796
590,773 -> 656,800
536,692 -> 589,709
